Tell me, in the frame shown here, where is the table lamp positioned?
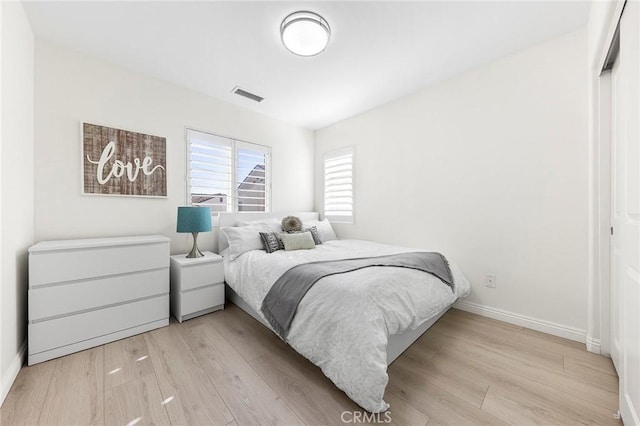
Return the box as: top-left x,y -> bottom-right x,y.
177,206 -> 212,258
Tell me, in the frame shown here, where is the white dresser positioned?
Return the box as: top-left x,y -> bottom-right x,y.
28,235 -> 170,365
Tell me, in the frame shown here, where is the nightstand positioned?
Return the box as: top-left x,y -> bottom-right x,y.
170,252 -> 225,322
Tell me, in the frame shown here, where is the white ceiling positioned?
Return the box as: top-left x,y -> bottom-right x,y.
23,1 -> 590,130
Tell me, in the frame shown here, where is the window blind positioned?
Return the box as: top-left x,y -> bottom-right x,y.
187,129 -> 233,214
235,141 -> 270,212
324,147 -> 354,223
187,129 -> 271,215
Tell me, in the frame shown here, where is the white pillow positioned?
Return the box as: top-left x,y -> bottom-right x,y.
236,217 -> 282,232
303,219 -> 337,242
222,225 -> 266,260
279,231 -> 316,251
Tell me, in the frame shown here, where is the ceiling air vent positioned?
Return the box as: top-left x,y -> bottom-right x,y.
232,86 -> 264,103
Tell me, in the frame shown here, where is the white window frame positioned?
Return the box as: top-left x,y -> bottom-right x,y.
323,146 -> 355,224
186,128 -> 271,216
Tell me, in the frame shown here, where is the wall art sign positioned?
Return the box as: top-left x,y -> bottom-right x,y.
82,122 -> 167,197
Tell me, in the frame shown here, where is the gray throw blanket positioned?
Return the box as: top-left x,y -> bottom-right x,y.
261,252 -> 454,340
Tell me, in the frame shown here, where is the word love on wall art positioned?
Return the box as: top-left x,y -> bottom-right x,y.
82,123 -> 167,197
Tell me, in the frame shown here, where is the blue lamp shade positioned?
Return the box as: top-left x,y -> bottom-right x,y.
177,206 -> 212,258
176,207 -> 212,233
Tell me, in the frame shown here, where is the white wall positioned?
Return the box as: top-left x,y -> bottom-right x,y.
1,1 -> 34,403
314,29 -> 589,338
34,41 -> 314,254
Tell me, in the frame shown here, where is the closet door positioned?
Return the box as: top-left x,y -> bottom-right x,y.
611,1 -> 640,423
610,49 -> 622,373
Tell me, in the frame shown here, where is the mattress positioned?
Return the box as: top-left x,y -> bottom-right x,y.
223,238 -> 470,412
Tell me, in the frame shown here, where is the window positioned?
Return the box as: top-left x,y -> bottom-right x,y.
323,147 -> 354,223
187,129 -> 271,215
235,141 -> 270,212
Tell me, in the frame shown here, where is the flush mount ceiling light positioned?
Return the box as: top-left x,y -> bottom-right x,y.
280,11 -> 331,57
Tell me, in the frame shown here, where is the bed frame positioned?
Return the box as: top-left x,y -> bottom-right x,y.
218,212 -> 450,365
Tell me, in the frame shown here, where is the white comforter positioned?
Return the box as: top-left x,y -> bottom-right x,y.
223,239 -> 470,412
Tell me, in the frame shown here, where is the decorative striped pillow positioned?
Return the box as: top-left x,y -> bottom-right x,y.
280,231 -> 316,251
305,226 -> 322,245
259,232 -> 284,253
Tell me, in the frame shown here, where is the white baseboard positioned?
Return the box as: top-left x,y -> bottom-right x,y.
454,300 -> 587,344
1,341 -> 26,406
586,335 -> 601,354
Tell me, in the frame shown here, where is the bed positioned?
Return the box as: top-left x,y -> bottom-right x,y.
218,212 -> 470,413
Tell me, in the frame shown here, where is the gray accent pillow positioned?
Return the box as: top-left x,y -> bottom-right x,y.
259,232 -> 284,254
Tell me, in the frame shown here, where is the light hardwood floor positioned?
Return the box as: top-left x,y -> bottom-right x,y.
1,305 -> 621,426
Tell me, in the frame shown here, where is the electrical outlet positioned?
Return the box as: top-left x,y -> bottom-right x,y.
486,274 -> 496,288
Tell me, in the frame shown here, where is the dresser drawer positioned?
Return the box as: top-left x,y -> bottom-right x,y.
178,260 -> 224,291
29,268 -> 169,322
29,242 -> 169,287
29,294 -> 169,355
182,284 -> 225,316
